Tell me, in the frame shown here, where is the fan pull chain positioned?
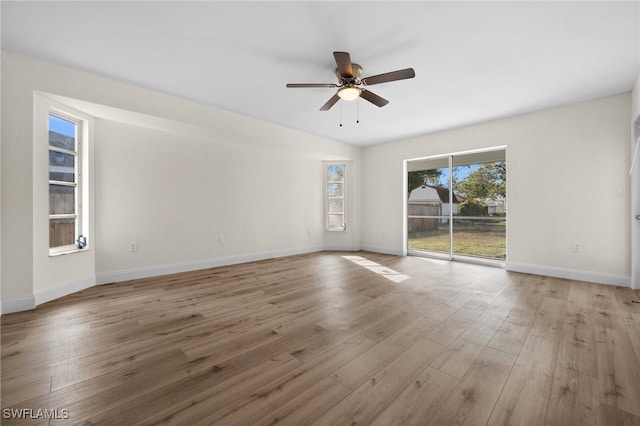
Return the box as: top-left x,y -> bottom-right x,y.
339,103 -> 343,127
356,99 -> 360,124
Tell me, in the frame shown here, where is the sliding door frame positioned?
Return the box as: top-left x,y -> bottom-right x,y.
403,146 -> 507,266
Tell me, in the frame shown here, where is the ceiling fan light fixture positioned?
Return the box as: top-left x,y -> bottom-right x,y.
286,52 -> 413,110
337,85 -> 362,101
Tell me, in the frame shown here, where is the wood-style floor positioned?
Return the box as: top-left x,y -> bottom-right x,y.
2,251 -> 640,425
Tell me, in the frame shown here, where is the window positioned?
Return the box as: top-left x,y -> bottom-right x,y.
48,112 -> 85,254
406,147 -> 506,263
326,164 -> 346,231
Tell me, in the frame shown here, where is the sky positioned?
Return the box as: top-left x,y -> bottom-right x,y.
49,114 -> 75,137
437,165 -> 479,186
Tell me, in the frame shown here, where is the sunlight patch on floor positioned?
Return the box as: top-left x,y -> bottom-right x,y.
416,256 -> 450,265
342,255 -> 410,283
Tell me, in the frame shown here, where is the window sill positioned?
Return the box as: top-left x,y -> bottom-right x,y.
49,248 -> 90,257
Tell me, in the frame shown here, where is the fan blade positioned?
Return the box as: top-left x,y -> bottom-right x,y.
362,68 -> 415,85
286,83 -> 338,88
320,94 -> 340,111
333,51 -> 353,78
360,89 -> 389,107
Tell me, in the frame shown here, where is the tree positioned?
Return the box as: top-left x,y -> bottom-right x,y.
456,161 -> 505,199
407,169 -> 442,193
451,166 -> 466,194
459,199 -> 488,216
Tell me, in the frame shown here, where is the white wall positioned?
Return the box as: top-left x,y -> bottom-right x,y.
631,74 -> 640,289
1,51 -> 35,309
0,3 -> 3,305
1,50 -> 360,313
93,116 -> 351,277
632,74 -> 640,115
362,94 -> 631,285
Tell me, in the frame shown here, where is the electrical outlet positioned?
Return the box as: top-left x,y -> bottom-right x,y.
218,235 -> 225,244
129,242 -> 138,252
572,242 -> 581,253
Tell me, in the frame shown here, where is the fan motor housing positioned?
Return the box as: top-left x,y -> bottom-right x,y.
336,63 -> 363,83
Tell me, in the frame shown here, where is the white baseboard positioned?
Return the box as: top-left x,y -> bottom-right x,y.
322,245 -> 361,252
96,246 -> 324,285
361,245 -> 404,256
1,294 -> 36,315
506,262 -> 631,287
34,275 -> 96,306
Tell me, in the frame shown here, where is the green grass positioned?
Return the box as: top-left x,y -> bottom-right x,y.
408,220 -> 506,260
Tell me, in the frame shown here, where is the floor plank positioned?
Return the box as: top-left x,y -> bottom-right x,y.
370,367 -> 458,426
428,346 -> 516,426
313,338 -> 443,425
487,365 -> 553,426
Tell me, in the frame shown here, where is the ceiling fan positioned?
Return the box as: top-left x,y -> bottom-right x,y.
286,51 -> 415,111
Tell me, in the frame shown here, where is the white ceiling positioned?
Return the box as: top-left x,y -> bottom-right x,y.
2,1 -> 638,146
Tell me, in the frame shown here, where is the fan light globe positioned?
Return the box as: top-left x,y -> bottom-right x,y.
337,86 -> 362,101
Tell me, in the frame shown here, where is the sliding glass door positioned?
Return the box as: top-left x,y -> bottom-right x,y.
407,149 -> 506,263
407,156 -> 451,256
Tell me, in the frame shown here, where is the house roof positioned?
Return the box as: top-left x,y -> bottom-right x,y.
409,185 -> 458,204
432,186 -> 458,204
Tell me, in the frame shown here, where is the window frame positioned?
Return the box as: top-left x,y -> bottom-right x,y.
325,163 -> 346,231
48,108 -> 86,255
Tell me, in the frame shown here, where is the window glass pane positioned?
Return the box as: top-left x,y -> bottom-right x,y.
328,198 -> 343,213
453,160 -> 506,218
49,218 -> 76,248
49,115 -> 76,151
49,150 -> 76,182
328,214 -> 344,229
408,168 -> 449,194
326,163 -> 346,231
327,165 -> 344,182
328,183 -> 343,197
408,219 -> 450,254
452,217 -> 506,260
407,158 -> 450,253
49,185 -> 75,215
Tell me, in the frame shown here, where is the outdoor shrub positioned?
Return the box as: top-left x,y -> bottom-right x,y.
459,199 -> 488,217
